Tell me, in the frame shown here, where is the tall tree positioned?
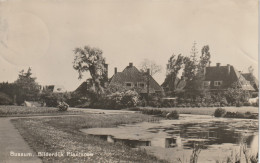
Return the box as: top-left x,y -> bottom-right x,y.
73,45 -> 107,94
198,45 -> 211,73
183,42 -> 199,82
14,67 -> 40,104
139,59 -> 162,76
165,54 -> 184,92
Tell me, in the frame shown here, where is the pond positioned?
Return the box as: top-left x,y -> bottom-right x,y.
81,114 -> 258,162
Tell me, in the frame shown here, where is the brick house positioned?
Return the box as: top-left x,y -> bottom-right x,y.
203,63 -> 255,91
109,63 -> 164,95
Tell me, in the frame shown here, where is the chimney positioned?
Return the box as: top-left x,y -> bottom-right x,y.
216,63 -> 220,67
129,62 -> 133,67
227,64 -> 230,75
114,67 -> 117,74
147,68 -> 150,75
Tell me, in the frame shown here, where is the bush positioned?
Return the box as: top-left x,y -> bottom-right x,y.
214,108 -> 226,117
166,110 -> 179,119
101,90 -> 140,109
58,102 -> 69,111
235,101 -> 242,107
0,92 -> 13,105
224,111 -> 258,119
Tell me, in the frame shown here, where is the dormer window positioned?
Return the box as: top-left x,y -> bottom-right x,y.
214,81 -> 222,86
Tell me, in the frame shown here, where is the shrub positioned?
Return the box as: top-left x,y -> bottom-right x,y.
103,90 -> 140,109
58,102 -> 69,111
214,108 -> 226,117
0,92 -> 13,105
166,110 -> 179,119
236,101 -> 242,107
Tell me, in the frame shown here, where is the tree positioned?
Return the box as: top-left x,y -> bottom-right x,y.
183,42 -> 199,82
198,45 -> 211,73
14,67 -> 40,104
73,45 -> 107,94
139,59 -> 162,76
165,54 -> 184,92
184,45 -> 211,93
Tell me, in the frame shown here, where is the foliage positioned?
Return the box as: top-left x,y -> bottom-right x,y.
40,91 -> 70,107
73,45 -> 107,94
225,82 -> 250,104
224,111 -> 258,119
166,110 -> 179,119
183,42 -> 199,82
214,108 -> 226,117
0,82 -> 17,101
106,90 -> 140,109
58,102 -> 69,111
190,143 -> 202,163
14,68 -> 40,105
139,59 -> 162,76
0,92 -> 13,105
164,53 -> 184,92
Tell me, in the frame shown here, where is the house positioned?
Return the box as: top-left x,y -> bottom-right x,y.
161,77 -> 186,93
162,63 -> 257,95
109,63 -> 164,95
203,63 -> 255,91
241,73 -> 259,91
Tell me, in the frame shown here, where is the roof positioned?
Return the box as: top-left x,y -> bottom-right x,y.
242,73 -> 259,91
204,65 -> 254,91
109,65 -> 163,93
161,76 -> 186,91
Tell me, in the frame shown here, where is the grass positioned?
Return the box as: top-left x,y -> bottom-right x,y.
0,105 -> 84,117
132,106 -> 258,115
11,113 -> 166,163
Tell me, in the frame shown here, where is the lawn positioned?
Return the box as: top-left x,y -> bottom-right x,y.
134,106 -> 258,115
11,113 -> 166,163
0,105 -> 84,117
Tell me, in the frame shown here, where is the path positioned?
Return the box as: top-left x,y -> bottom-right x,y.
0,118 -> 42,163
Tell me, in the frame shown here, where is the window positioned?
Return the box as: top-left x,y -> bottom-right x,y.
214,81 -> 222,86
125,82 -> 133,87
138,82 -> 145,88
204,81 -> 211,87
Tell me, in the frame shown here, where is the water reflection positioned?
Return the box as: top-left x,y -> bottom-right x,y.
81,115 -> 258,161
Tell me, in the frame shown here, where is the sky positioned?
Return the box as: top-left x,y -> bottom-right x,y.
0,0 -> 258,91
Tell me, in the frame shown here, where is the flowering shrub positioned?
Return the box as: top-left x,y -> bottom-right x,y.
106,90 -> 139,109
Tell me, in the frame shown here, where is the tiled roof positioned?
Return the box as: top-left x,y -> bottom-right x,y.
109,65 -> 163,92
242,73 -> 259,91
205,65 -> 254,91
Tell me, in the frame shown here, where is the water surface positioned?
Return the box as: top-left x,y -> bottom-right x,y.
81,114 -> 258,162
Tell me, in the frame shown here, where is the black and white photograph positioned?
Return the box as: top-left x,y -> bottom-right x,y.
0,0 -> 258,162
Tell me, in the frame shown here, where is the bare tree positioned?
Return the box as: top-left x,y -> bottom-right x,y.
139,59 -> 162,76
